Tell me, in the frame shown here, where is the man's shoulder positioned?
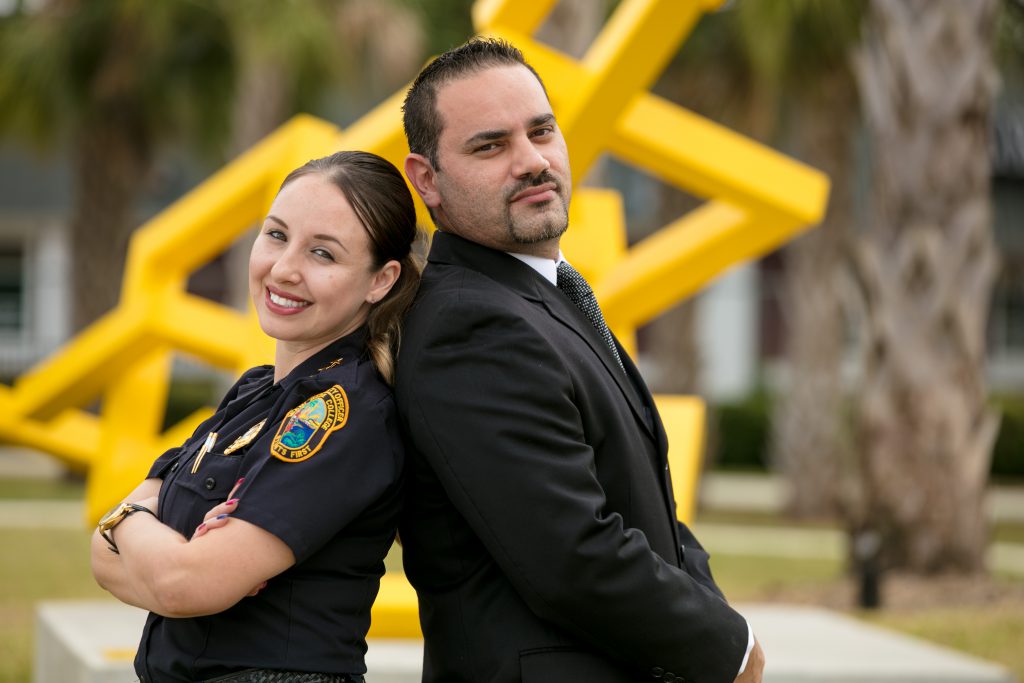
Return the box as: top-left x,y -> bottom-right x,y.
408,259 -> 523,319
397,260 -> 555,371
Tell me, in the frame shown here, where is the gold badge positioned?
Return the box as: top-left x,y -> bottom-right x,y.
270,385 -> 349,463
223,419 -> 267,455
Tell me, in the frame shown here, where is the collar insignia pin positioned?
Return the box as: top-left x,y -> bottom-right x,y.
318,357 -> 344,372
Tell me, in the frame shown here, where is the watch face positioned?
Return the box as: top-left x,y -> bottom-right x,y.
98,503 -> 130,530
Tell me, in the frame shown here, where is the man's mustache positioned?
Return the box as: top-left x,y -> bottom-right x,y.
505,171 -> 562,203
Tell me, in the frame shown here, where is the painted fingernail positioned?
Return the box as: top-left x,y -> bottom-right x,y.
225,498 -> 239,506
215,514 -> 229,520
196,523 -> 206,532
235,478 -> 245,486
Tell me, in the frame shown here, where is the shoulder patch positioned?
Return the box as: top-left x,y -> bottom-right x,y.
271,385 -> 349,463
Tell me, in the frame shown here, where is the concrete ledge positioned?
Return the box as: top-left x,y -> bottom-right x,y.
35,601 -> 1015,683
35,600 -> 422,683
35,601 -> 145,683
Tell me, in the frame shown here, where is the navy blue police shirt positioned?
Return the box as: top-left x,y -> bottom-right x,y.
134,327 -> 403,682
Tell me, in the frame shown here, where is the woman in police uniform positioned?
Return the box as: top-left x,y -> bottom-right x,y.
90,151 -> 420,683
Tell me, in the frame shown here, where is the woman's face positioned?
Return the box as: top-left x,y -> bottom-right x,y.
249,174 -> 398,354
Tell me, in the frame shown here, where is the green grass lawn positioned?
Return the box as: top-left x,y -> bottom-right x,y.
865,606 -> 1024,678
710,553 -> 845,600
0,477 -> 86,500
0,528 -> 107,683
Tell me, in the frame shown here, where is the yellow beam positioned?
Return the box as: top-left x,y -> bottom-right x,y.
656,395 -> 706,524
0,395 -> 98,472
10,306 -> 150,419
88,350 -> 173,520
560,0 -> 704,178
610,94 -> 830,225
149,294 -> 269,371
367,574 -> 422,639
473,0 -> 558,34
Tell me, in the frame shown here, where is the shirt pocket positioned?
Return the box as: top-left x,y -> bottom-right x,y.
170,453 -> 244,535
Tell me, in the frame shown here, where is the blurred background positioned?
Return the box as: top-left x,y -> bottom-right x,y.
0,0 -> 1023,681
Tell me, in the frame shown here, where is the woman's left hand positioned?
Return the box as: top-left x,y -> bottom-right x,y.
189,479 -> 268,597
192,477 -> 244,539
192,500 -> 237,538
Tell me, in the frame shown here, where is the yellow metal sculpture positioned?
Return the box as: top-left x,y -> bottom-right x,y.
0,0 -> 827,638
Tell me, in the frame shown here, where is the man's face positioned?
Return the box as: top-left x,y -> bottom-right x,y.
429,65 -> 572,257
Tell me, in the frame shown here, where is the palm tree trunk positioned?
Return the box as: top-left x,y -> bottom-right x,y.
645,183 -> 702,396
69,119 -> 149,332
772,72 -> 857,519
848,0 -> 1001,573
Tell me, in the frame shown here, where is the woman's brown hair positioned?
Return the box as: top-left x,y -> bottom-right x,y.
278,151 -> 421,384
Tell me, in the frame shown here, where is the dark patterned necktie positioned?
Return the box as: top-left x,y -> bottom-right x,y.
556,261 -> 625,372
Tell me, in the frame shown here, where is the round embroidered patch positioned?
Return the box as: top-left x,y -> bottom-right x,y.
270,385 -> 349,462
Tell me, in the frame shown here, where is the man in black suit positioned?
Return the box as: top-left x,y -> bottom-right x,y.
396,38 -> 763,683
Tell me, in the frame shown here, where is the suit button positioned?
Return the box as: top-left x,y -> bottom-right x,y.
663,673 -> 676,682
204,477 -> 216,490
650,667 -> 664,678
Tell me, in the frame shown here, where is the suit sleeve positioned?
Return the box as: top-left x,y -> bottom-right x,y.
399,295 -> 748,682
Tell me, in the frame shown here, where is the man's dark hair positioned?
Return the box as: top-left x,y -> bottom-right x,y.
402,38 -> 548,169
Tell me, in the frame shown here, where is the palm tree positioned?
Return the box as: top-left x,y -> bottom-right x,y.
661,2 -> 864,516
0,0 -> 235,331
213,0 -> 425,312
849,0 -> 1001,573
0,0 -> 375,332
733,0 -> 865,519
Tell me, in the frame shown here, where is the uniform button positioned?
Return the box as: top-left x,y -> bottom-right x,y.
650,667 -> 664,678
204,477 -> 216,490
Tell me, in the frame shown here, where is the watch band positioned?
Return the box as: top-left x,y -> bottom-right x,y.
99,503 -> 156,554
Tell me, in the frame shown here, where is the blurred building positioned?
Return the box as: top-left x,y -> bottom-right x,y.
0,146 -> 224,380
0,145 -> 71,377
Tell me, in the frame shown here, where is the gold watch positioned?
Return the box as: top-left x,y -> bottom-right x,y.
98,502 -> 156,554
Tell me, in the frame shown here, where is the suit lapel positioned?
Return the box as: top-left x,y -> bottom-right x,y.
540,293 -> 656,443
427,232 -> 657,443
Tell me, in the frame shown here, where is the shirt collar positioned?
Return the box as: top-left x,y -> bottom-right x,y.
508,250 -> 564,286
278,326 -> 368,391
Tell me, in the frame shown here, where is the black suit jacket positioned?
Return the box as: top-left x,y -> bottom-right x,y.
396,232 -> 748,683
